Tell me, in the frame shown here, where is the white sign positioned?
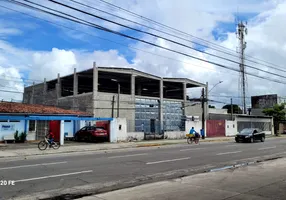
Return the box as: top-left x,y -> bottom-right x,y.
1,125 -> 15,131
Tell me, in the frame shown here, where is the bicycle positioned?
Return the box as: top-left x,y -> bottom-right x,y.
38,137 -> 60,150
186,134 -> 200,144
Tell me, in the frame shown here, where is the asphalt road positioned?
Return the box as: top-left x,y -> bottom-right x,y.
1,138 -> 286,199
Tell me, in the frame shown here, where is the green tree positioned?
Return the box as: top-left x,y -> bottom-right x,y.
222,104 -> 242,114
263,103 -> 285,135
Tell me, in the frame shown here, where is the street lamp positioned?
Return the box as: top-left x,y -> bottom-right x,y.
208,81 -> 223,94
111,79 -> 120,118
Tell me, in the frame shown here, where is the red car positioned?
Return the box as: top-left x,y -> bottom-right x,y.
74,126 -> 108,142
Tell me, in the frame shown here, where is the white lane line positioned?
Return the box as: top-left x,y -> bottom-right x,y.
146,157 -> 190,165
180,148 -> 205,152
0,161 -> 67,170
258,146 -> 276,151
216,151 -> 242,156
108,153 -> 148,159
15,170 -> 93,183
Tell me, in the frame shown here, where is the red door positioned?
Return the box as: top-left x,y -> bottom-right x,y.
206,120 -> 226,137
49,121 -> 60,142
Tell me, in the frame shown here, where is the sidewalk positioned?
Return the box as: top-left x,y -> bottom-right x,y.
79,157 -> 286,200
0,137 -> 231,158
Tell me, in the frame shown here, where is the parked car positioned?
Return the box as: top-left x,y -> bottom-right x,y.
74,126 -> 108,142
235,128 -> 265,143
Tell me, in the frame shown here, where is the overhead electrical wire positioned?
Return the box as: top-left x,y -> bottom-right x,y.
68,0 -> 286,74
96,0 -> 286,71
45,0 -> 286,78
4,0 -> 286,85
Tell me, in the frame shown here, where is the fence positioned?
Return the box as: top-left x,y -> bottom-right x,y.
237,121 -> 271,133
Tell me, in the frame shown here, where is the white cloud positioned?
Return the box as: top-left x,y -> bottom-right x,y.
0,0 -> 286,108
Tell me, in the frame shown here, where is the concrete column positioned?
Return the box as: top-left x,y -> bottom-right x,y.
57,73 -> 61,98
183,82 -> 187,116
73,68 -> 78,110
30,82 -> 35,104
159,78 -> 164,133
109,119 -> 117,143
131,74 -> 135,99
43,78 -> 47,105
60,120 -> 65,145
93,62 -> 98,117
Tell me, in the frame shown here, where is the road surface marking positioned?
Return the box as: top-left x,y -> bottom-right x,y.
0,161 -> 67,170
216,151 -> 242,156
258,146 -> 276,150
15,170 -> 93,183
108,153 -> 148,159
146,157 -> 190,165
180,148 -> 205,152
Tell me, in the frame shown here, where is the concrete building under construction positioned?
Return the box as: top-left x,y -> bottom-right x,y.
23,63 -> 206,134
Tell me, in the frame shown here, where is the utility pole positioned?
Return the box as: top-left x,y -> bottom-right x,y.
237,21 -> 247,114
117,83 -> 120,118
231,98 -> 233,120
111,95 -> 115,118
201,88 -> 205,131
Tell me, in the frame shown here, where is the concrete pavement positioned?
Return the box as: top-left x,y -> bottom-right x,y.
1,138 -> 286,199
81,157 -> 286,200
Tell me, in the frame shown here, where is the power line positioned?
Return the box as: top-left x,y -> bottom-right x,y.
5,0 -> 286,85
46,0 -> 286,79
96,0 -> 286,71
70,0 -> 286,74
0,4 -> 240,80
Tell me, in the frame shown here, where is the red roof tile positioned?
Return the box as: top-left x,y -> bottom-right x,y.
0,102 -> 89,116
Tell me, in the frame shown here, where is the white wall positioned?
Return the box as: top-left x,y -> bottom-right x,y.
165,131 -> 185,139
127,132 -> 144,140
185,120 -> 202,135
115,118 -> 127,141
209,108 -> 228,114
64,121 -> 73,137
0,120 -> 25,141
225,120 -> 237,136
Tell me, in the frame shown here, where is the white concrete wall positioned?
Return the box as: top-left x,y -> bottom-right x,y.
165,131 -> 185,139
127,132 -> 144,140
64,121 -> 73,137
225,120 -> 237,136
209,108 -> 228,114
115,118 -> 127,141
185,120 -> 202,135
0,120 -> 25,141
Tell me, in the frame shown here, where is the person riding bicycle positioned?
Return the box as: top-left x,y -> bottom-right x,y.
189,127 -> 196,137
46,130 -> 54,147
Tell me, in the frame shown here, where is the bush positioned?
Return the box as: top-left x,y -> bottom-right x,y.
20,132 -> 27,142
14,130 -> 19,141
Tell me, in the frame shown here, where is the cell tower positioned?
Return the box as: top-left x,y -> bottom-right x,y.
236,21 -> 247,114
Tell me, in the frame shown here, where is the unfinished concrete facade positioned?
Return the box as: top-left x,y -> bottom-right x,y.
23,63 -> 205,133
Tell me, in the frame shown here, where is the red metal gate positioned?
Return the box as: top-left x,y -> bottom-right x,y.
206,120 -> 226,137
49,120 -> 60,142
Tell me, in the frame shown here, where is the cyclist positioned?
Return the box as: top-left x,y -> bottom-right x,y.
189,127 -> 196,137
46,130 -> 55,147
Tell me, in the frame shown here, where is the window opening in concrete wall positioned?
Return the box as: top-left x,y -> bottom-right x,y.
98,71 -> 131,94
163,81 -> 184,100
10,120 -> 20,122
47,80 -> 57,91
29,120 -> 36,131
135,76 -> 160,98
61,75 -> 74,97
78,69 -> 93,94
